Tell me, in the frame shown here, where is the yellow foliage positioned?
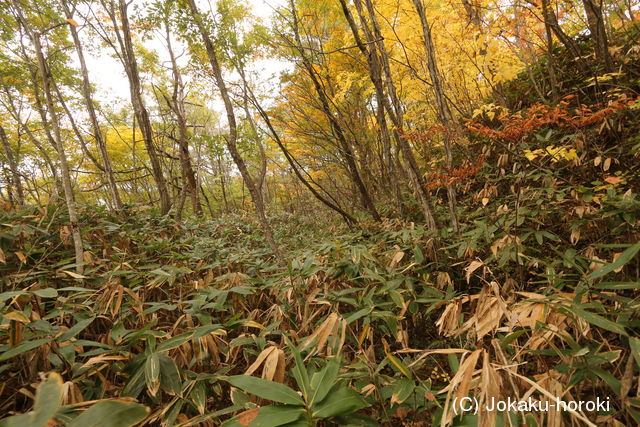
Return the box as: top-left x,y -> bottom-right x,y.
524,146 -> 578,162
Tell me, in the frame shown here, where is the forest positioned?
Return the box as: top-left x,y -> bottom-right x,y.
0,0 -> 639,425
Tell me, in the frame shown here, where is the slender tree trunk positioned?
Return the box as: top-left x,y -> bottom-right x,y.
236,66 -> 269,205
344,0 -> 439,230
540,0 -> 583,59
361,0 -> 439,230
29,81 -> 65,198
461,0 -> 482,27
244,80 -> 357,225
114,0 -> 171,214
13,4 -> 84,273
217,155 -> 230,214
583,0 -> 613,72
164,20 -> 201,217
0,125 -> 24,205
412,0 -> 460,232
185,0 -> 282,260
289,0 -> 380,222
3,88 -> 61,197
62,0 -> 122,210
539,0 -> 561,101
339,0 -> 403,217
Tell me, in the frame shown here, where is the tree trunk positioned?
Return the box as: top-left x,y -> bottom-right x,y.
540,0 -> 583,59
13,3 -> 85,273
0,125 -> 24,205
539,0 -> 561,101
164,20 -> 201,217
185,0 -> 282,260
244,79 -> 357,225
114,0 -> 171,214
2,86 -> 61,197
339,0 -> 403,217
583,0 -> 613,72
216,155 -> 230,214
345,0 -> 439,230
62,0 -> 122,210
289,0 -> 381,222
412,0 -> 460,232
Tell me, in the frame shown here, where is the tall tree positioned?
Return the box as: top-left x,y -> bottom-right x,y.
184,0 -> 282,259
162,17 -> 201,218
11,1 -> 85,273
288,0 -> 381,222
0,125 -> 24,205
412,0 -> 460,232
102,0 -> 171,214
61,0 -> 122,210
343,0 -> 439,230
582,0 -> 613,72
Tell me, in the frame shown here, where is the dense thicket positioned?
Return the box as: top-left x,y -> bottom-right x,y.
0,0 -> 639,425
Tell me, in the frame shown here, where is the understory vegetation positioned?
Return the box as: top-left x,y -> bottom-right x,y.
1,0 -> 640,426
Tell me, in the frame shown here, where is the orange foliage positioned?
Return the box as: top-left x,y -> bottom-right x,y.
424,156 -> 485,189
401,124 -> 448,142
465,96 -> 639,142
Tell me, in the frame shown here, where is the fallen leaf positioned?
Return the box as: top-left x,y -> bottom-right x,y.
15,251 -> 27,263
237,407 -> 260,426
604,176 -> 622,185
392,406 -> 409,419
63,270 -> 88,279
3,311 -> 30,323
465,260 -> 483,283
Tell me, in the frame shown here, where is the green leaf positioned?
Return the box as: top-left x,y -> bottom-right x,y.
57,317 -> 95,342
593,281 -> 640,290
145,353 -> 160,397
189,382 -> 207,414
0,291 -> 27,303
156,325 -> 223,353
344,308 -> 371,324
390,377 -> 415,404
32,374 -> 64,425
309,357 -> 340,405
413,246 -> 424,263
630,337 -> 640,369
384,349 -> 412,379
221,376 -> 304,406
588,242 -> 640,281
121,365 -> 146,398
0,338 -> 51,362
0,373 -> 63,427
159,355 -> 182,395
32,288 -> 58,298
285,336 -> 310,399
571,307 -> 628,336
68,401 -> 149,427
221,405 -> 305,427
590,366 -> 621,396
312,383 -> 368,419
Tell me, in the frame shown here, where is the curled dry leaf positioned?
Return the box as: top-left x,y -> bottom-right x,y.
464,260 -> 484,283
15,251 -> 26,263
389,250 -> 405,268
301,312 -> 345,356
